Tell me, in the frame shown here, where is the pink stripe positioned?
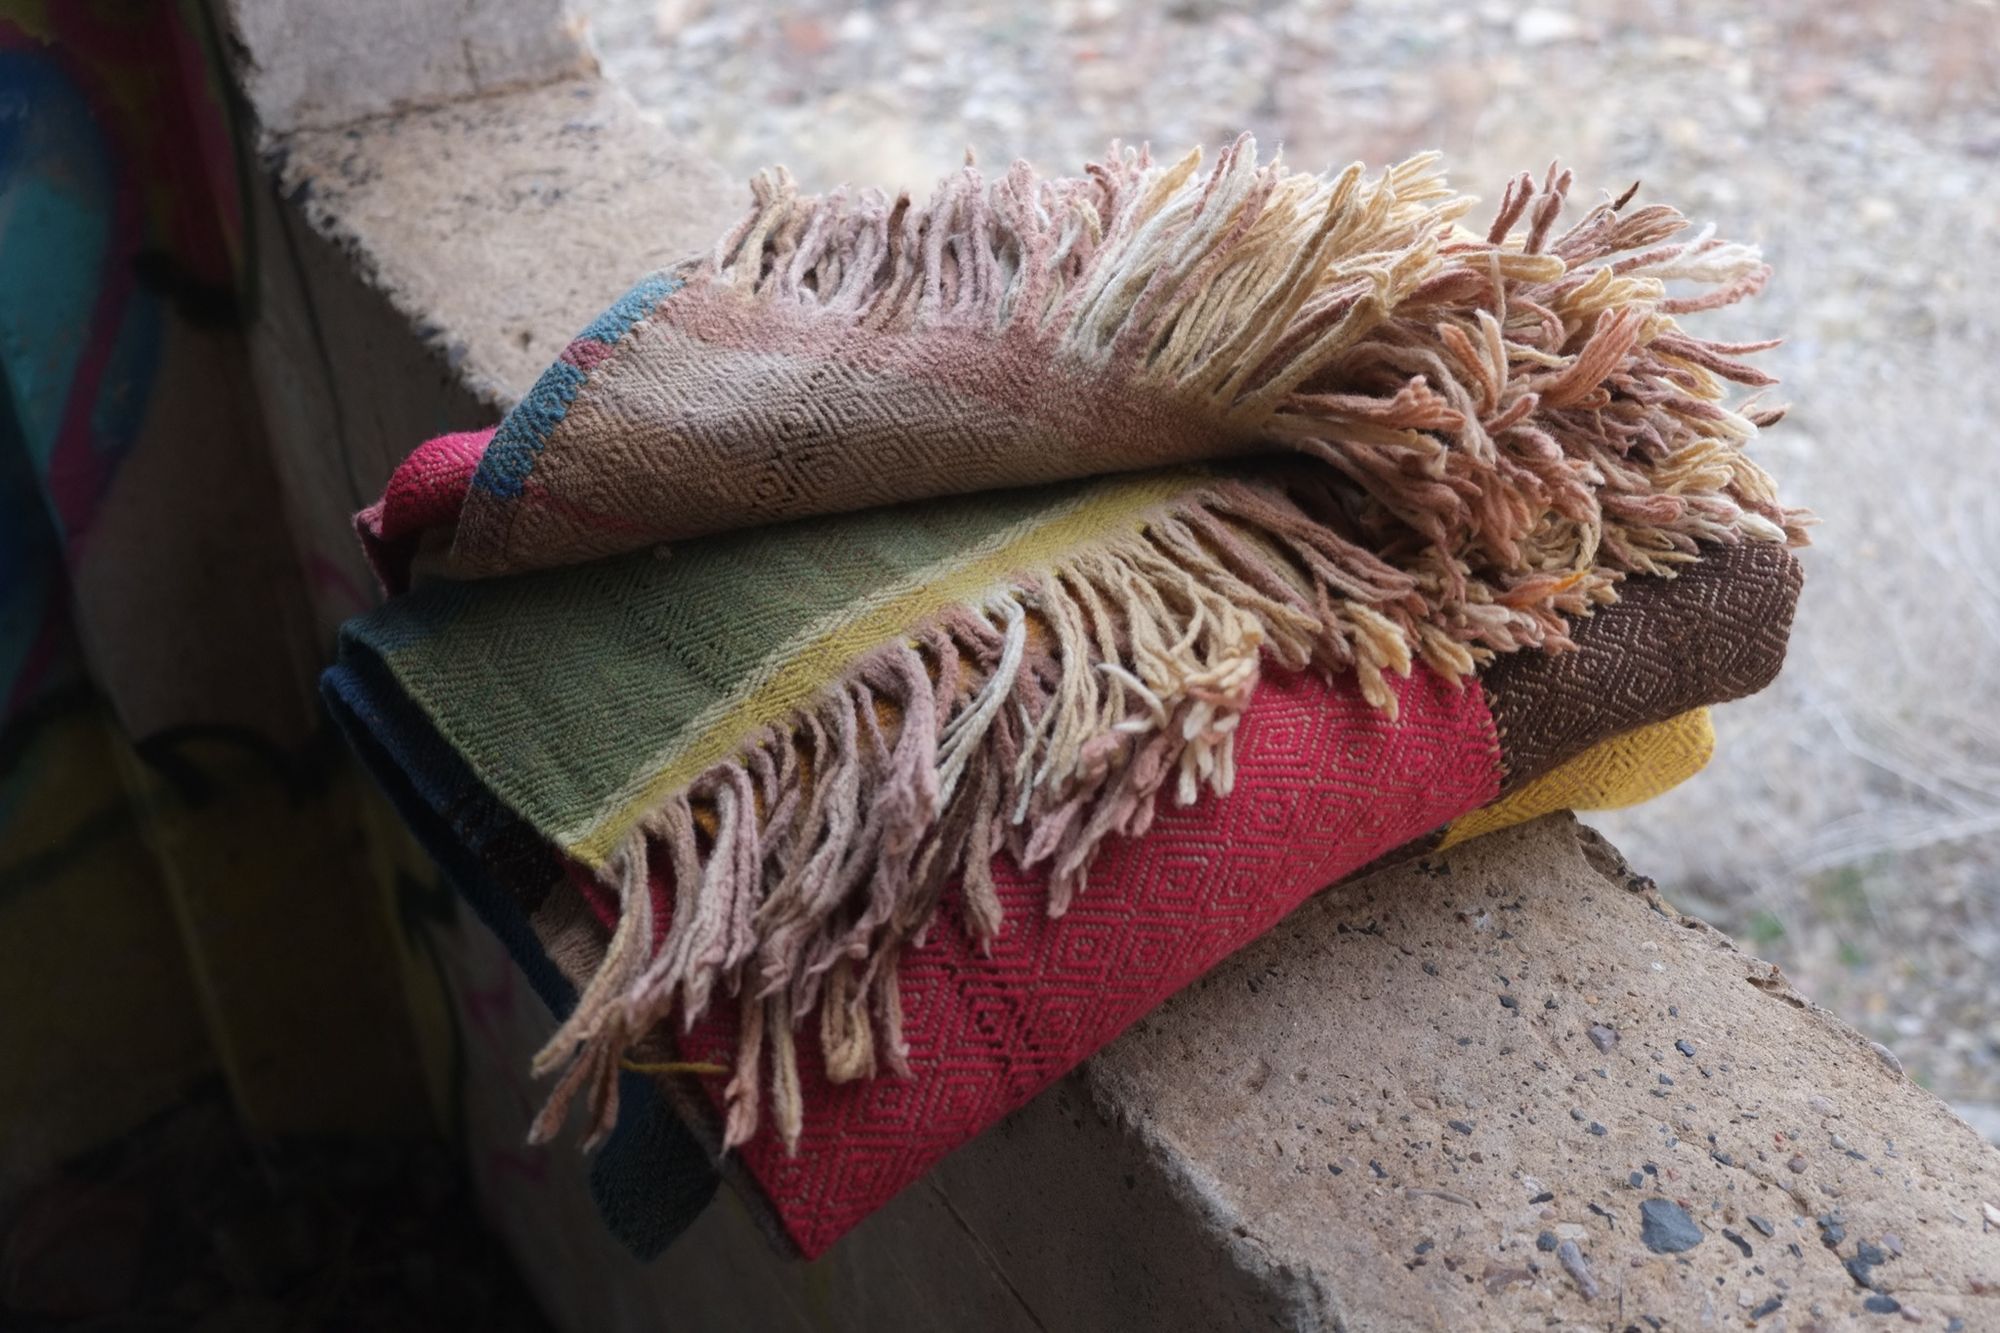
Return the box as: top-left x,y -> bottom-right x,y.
560,338 -> 617,373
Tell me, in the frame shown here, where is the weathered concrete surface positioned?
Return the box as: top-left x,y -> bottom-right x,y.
271,78 -> 735,406
224,0 -> 593,134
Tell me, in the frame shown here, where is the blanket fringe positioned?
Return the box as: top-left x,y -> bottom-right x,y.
528,144 -> 1810,1152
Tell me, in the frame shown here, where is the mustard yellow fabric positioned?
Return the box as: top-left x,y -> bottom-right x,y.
1440,708 -> 1715,850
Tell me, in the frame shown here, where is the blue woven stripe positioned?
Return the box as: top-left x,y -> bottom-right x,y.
581,271 -> 681,344
470,360 -> 585,500
470,271 -> 685,500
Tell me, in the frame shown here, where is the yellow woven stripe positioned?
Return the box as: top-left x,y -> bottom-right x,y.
571,470 -> 1207,864
1438,708 -> 1715,851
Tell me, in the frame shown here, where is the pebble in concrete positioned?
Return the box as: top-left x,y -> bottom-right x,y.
1639,1198 -> 1705,1254
1554,1240 -> 1597,1300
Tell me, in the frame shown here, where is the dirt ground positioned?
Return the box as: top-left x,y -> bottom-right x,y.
581,0 -> 2000,1138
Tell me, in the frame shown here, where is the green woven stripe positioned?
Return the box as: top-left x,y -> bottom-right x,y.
342,474 -> 1185,848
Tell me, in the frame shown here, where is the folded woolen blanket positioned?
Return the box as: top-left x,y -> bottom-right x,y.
327,142 -> 1808,1258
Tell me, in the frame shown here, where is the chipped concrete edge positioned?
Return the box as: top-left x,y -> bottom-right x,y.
1056,1061 -> 1330,1327
218,0 -> 599,138
1577,821 -> 2000,1164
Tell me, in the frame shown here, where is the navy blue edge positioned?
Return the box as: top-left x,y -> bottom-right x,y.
320,650 -> 719,1261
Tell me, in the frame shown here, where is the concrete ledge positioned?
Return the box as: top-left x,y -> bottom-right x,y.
269,78 -> 733,409
223,0 -> 596,134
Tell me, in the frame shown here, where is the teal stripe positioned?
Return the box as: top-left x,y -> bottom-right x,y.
471,272 -> 683,500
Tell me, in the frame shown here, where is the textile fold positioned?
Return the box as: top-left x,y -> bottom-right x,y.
330,141 -> 1808,1257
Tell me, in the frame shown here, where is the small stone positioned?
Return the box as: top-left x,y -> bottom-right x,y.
1788,1154 -> 1808,1173
1639,1199 -> 1704,1253
1499,994 -> 1518,1010
1628,1172 -> 1645,1188
1749,1295 -> 1783,1321
1589,1122 -> 1607,1137
1846,1240 -> 1888,1289
1570,1107 -> 1586,1122
1536,1230 -> 1558,1252
1869,1041 -> 1905,1077
1808,1094 -> 1836,1116
1722,1228 -> 1753,1258
1748,1215 -> 1776,1237
1880,1231 -> 1902,1256
1588,1024 -> 1619,1053
1675,1039 -> 1697,1058
1556,1239 -> 1598,1299
1863,1294 -> 1902,1314
1448,1119 -> 1474,1136
1982,1202 -> 2000,1227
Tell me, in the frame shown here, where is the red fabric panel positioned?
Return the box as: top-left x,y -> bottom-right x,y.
354,428 -> 492,594
590,664 -> 1501,1255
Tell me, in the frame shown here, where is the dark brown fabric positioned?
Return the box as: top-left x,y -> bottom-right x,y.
1484,543 -> 1804,793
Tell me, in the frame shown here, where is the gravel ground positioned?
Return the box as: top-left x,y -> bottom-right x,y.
581,0 -> 2000,1131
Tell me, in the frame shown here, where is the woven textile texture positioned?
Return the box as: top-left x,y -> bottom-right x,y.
1439,708 -> 1715,850
634,666 -> 1498,1254
1481,542 -> 1804,791
329,143 -> 1809,1258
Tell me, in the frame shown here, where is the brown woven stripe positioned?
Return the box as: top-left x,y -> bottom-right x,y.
1484,543 -> 1803,793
